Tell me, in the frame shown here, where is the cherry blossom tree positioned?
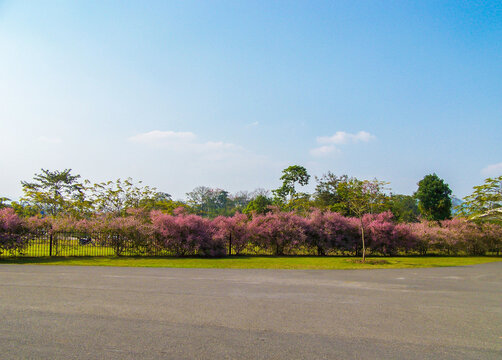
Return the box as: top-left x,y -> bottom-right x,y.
212,213 -> 250,255
249,211 -> 307,255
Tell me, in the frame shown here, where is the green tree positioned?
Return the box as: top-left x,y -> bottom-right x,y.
388,194 -> 419,223
272,165 -> 311,211
243,194 -> 273,215
457,175 -> 502,222
313,172 -> 352,215
21,169 -> 87,217
138,192 -> 186,213
10,201 -> 39,217
89,178 -> 163,215
229,191 -> 253,213
186,186 -> 233,218
415,174 -> 452,221
0,197 -> 10,209
286,192 -> 314,215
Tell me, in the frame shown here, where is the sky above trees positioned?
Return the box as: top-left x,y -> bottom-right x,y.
1,1 -> 501,200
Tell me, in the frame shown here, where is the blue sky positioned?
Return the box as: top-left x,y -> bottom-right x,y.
1,0 -> 501,200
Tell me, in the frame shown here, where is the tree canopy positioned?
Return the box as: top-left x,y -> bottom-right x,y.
243,194 -> 273,215
458,175 -> 502,223
186,186 -> 233,218
388,194 -> 419,223
272,165 -> 310,203
314,173 -> 352,215
8,167 -> 475,232
415,173 -> 452,221
20,169 -> 85,216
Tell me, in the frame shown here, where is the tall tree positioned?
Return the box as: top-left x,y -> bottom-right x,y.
337,178 -> 388,262
272,165 -> 311,209
21,169 -> 86,216
314,172 -> 351,215
415,174 -> 452,221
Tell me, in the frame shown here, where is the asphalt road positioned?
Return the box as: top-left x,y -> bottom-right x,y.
0,263 -> 501,359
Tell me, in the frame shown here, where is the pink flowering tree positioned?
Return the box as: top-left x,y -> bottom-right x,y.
0,208 -> 28,255
25,215 -> 53,234
364,211 -> 420,256
50,216 -> 81,233
481,222 -> 502,255
249,211 -> 307,255
212,213 -> 250,255
305,210 -> 331,255
408,221 -> 443,255
151,211 -> 221,257
306,210 -> 357,255
364,212 -> 398,255
106,215 -> 154,256
442,219 -> 488,255
393,223 -> 419,254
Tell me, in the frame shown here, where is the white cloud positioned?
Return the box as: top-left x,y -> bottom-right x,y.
38,136 -> 62,144
481,162 -> 502,177
128,130 -> 241,160
247,121 -> 259,127
317,131 -> 375,145
309,145 -> 339,157
129,130 -> 196,144
310,130 -> 375,157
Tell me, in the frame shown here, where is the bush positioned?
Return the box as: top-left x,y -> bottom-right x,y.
442,219 -> 488,256
212,213 -> 250,255
0,208 -> 28,255
249,211 -> 307,255
107,216 -> 153,255
364,212 -> 400,256
306,210 -> 358,255
482,222 -> 502,255
151,211 -> 222,257
3,206 -> 499,257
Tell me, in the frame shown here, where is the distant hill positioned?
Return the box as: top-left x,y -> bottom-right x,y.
451,196 -> 463,216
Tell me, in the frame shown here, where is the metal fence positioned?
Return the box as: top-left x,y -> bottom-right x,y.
0,231 -> 292,258
0,232 -> 178,258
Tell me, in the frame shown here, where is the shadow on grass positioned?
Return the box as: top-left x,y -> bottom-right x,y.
0,256 -> 106,265
0,255 -> 260,265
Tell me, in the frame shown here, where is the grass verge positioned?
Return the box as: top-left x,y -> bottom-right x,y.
1,256 -> 501,270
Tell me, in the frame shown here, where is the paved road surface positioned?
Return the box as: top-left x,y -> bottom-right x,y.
1,263 -> 501,359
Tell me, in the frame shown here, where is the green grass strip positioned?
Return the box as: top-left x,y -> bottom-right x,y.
1,256 -> 501,269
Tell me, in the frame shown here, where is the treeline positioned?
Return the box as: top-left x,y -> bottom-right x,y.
2,168 -> 448,222
1,207 -> 501,257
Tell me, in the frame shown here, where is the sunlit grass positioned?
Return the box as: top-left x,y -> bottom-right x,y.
1,256 -> 500,270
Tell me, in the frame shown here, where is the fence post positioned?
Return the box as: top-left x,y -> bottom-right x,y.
49,234 -> 53,257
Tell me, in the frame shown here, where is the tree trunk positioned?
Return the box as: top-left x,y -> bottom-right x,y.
228,233 -> 232,256
275,237 -> 282,256
360,218 -> 366,263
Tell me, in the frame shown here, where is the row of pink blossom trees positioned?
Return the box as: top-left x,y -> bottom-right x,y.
1,207 -> 501,257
